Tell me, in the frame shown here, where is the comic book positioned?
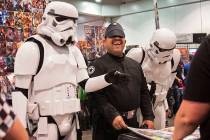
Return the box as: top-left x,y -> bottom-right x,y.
31,0 -> 45,12
0,10 -> 8,25
128,127 -> 200,140
13,0 -> 23,11
22,0 -> 32,12
5,11 -> 15,26
5,0 -> 13,11
0,0 -> 5,10
5,27 -> 15,42
0,26 -> 6,42
14,27 -> 24,42
32,12 -> 42,27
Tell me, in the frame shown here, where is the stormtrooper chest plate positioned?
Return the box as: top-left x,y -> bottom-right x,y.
142,58 -> 172,85
33,40 -> 78,91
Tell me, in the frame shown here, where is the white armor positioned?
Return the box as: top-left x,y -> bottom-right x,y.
127,28 -> 180,129
37,1 -> 78,47
13,2 -> 112,140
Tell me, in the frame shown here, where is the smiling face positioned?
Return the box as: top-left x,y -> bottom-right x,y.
104,36 -> 126,57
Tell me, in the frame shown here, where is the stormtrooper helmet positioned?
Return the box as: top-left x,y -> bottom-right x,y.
37,1 -> 78,47
147,28 -> 176,64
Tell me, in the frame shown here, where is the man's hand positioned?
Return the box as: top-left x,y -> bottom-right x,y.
112,115 -> 128,130
105,70 -> 130,84
141,120 -> 154,129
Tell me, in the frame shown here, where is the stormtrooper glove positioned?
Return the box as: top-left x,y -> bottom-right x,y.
104,70 -> 130,84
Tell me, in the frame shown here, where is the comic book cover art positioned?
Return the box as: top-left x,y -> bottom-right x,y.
0,43 -> 6,56
23,26 -> 29,38
5,11 -> 15,27
6,42 -> 17,56
13,0 -> 23,11
0,0 -> 5,10
95,26 -> 106,56
0,27 -> 6,42
0,10 -> 8,25
14,11 -> 32,28
22,0 -> 32,12
14,27 -> 23,42
32,0 -> 45,10
5,0 -> 14,11
0,27 -> 6,56
5,27 -> 15,42
29,25 -> 36,35
83,25 -> 108,60
32,12 -> 42,27
14,11 -> 23,28
22,12 -> 32,28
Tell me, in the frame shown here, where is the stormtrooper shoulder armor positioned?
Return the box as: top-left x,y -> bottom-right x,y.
71,46 -> 87,69
171,49 -> 181,72
15,41 -> 40,75
126,47 -> 145,64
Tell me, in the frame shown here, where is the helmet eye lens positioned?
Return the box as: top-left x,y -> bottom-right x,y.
55,16 -> 69,22
153,41 -> 175,52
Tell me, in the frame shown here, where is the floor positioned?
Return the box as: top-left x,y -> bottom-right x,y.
82,130 -> 92,140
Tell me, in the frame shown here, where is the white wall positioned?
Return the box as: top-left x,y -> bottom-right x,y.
115,1 -> 210,46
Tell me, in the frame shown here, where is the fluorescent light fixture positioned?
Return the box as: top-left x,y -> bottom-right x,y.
95,0 -> 102,3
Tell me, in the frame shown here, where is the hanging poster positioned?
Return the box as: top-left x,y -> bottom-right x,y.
81,25 -> 106,61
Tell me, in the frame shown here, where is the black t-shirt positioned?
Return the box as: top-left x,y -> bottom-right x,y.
183,35 -> 210,139
88,53 -> 154,124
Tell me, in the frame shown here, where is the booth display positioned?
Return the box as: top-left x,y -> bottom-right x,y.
0,0 -> 47,101
77,25 -> 107,62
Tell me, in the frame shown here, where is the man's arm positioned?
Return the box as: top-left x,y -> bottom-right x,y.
173,100 -> 210,140
3,118 -> 29,140
78,70 -> 129,93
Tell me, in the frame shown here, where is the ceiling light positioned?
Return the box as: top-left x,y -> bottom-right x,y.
95,0 -> 102,3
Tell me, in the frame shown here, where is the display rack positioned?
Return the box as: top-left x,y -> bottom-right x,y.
0,0 -> 48,101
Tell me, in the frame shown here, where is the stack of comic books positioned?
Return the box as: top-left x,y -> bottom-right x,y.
128,127 -> 200,140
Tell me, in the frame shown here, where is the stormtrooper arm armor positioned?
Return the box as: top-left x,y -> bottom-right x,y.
77,71 -> 111,93
14,41 -> 40,91
126,47 -> 144,63
13,41 -> 40,128
72,46 -> 111,93
169,49 -> 181,87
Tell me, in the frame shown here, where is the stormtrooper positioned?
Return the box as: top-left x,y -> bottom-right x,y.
126,28 -> 181,129
13,1 -> 128,140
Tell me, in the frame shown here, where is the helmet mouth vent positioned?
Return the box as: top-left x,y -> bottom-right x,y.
66,37 -> 74,45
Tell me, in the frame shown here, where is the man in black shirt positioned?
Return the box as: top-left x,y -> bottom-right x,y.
88,22 -> 154,140
173,35 -> 210,140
